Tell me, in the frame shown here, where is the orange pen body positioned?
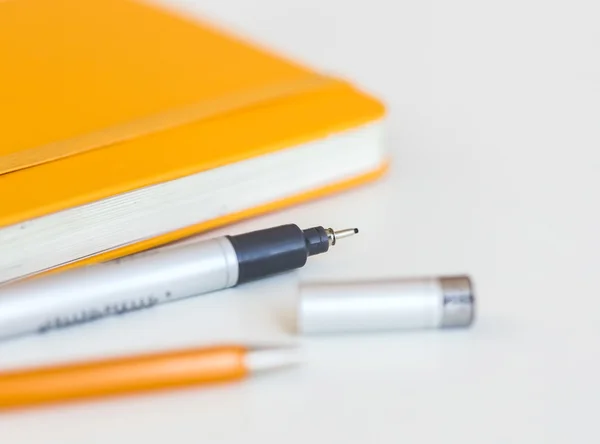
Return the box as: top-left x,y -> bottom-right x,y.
0,345 -> 248,409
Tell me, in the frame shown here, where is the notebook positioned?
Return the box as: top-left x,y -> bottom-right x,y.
0,0 -> 388,284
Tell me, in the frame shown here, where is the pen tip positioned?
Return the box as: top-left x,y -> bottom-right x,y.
324,227 -> 360,246
331,228 -> 359,242
245,348 -> 304,373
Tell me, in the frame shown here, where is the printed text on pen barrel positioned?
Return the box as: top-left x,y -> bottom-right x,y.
37,292 -> 172,333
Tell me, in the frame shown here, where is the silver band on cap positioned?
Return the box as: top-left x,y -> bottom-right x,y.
439,275 -> 475,328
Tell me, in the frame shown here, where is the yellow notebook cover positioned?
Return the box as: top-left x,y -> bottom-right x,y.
0,0 -> 388,283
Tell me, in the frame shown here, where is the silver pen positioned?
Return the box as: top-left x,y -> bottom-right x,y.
0,224 -> 358,341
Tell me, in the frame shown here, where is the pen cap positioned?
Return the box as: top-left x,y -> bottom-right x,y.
297,275 -> 474,335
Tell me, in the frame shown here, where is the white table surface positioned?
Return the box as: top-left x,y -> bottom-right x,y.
2,0 -> 600,442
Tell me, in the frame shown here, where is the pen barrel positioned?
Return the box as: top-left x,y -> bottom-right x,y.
0,346 -> 247,409
0,236 -> 239,340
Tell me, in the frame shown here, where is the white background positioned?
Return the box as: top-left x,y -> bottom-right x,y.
2,0 -> 600,442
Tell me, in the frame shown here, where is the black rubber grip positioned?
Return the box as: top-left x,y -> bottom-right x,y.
227,224 -> 330,284
301,226 -> 330,256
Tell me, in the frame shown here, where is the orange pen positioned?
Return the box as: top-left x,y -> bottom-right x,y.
0,344 -> 301,410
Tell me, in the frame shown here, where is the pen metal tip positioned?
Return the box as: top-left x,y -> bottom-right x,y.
333,228 -> 359,239
326,227 -> 359,245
